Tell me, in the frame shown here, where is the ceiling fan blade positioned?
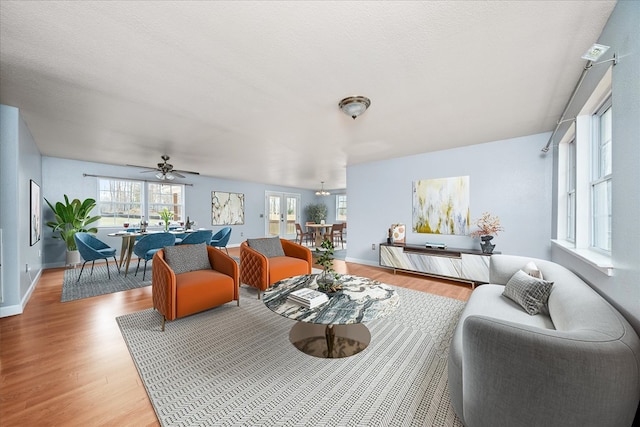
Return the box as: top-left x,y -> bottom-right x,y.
173,169 -> 200,175
139,170 -> 159,173
126,163 -> 156,170
171,171 -> 186,178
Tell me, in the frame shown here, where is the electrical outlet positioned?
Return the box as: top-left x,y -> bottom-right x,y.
371,243 -> 376,250
26,264 -> 30,273
241,232 -> 244,237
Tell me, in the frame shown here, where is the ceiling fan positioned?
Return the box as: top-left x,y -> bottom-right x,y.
127,155 -> 200,180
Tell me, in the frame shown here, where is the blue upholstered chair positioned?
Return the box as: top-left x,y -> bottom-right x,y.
210,227 -> 232,254
74,232 -> 119,282
176,229 -> 213,246
133,232 -> 176,280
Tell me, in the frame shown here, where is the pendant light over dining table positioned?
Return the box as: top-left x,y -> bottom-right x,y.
339,96 -> 371,119
315,181 -> 330,196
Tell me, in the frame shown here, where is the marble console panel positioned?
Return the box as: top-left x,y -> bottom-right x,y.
380,243 -> 492,285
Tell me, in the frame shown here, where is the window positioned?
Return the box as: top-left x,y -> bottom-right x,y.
591,99 -> 612,252
148,183 -> 184,225
566,139 -> 576,242
97,179 -> 142,227
336,194 -> 347,221
96,178 -> 185,227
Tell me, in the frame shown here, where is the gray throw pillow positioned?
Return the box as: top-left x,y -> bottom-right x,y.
247,236 -> 285,258
164,243 -> 212,275
503,269 -> 554,316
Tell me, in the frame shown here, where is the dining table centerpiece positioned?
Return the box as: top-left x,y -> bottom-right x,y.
315,238 -> 342,293
470,212 -> 504,253
159,208 -> 173,232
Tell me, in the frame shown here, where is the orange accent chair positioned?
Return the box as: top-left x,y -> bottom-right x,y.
240,238 -> 312,299
152,245 -> 239,331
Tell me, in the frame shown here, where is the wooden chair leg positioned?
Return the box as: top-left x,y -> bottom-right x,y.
161,316 -> 166,332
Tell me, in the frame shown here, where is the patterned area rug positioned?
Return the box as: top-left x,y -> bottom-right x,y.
117,285 -> 465,426
62,264 -> 150,302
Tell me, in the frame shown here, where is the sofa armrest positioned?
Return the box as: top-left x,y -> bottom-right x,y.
152,249 -> 178,321
207,246 -> 239,301
281,239 -> 313,267
462,315 -> 640,427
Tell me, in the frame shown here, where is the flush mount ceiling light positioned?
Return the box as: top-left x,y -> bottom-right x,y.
581,43 -> 610,61
315,181 -> 330,196
339,96 -> 371,119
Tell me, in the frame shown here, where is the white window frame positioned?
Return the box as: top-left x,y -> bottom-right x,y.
590,98 -> 612,253
96,178 -> 185,228
552,68 -> 613,276
335,194 -> 347,222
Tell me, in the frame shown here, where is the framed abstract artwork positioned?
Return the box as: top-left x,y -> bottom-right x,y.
412,176 -> 470,235
30,180 -> 42,245
211,191 -> 245,225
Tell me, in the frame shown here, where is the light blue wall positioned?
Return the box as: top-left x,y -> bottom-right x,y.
42,157 -> 319,267
0,104 -> 43,317
346,132 -> 552,265
550,1 -> 640,334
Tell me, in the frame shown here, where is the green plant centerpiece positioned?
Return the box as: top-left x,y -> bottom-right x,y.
315,238 -> 342,293
159,208 -> 173,231
305,203 -> 328,224
44,195 -> 101,251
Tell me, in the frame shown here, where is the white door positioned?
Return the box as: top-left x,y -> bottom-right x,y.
265,192 -> 300,240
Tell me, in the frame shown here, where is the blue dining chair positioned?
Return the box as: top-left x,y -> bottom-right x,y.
74,232 -> 120,282
133,232 -> 176,280
210,227 -> 232,254
176,229 -> 213,246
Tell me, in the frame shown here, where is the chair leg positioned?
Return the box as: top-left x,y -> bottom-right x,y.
113,256 -> 121,274
77,261 -> 88,283
142,259 -> 149,280
135,259 -> 141,276
224,247 -> 229,255
90,260 -> 95,276
161,316 -> 166,332
105,258 -> 111,279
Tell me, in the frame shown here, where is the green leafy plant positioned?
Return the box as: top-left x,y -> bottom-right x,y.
44,195 -> 101,251
159,208 -> 173,231
305,203 -> 328,224
315,238 -> 341,291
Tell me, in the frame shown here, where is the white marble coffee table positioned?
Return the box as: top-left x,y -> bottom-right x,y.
262,274 -> 399,358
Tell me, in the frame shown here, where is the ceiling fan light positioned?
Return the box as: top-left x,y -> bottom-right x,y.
339,96 -> 371,119
166,172 -> 175,180
156,171 -> 165,180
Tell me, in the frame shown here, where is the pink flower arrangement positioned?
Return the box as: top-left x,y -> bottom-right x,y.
470,212 -> 504,238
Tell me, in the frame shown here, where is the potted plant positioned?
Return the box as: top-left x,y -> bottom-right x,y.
469,212 -> 504,253
159,208 -> 173,231
315,238 -> 342,292
305,203 -> 328,224
44,195 -> 101,265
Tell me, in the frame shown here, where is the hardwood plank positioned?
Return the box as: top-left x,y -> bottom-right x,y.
0,246 -> 470,426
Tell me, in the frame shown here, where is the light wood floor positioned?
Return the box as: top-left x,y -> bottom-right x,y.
0,247 -> 471,426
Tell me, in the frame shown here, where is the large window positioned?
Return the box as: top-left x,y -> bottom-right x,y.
336,194 -> 347,221
97,178 -> 185,227
591,99 -> 612,252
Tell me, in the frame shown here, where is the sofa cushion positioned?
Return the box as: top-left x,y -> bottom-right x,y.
247,236 -> 285,258
522,261 -> 544,280
503,269 -> 554,315
164,243 -> 212,275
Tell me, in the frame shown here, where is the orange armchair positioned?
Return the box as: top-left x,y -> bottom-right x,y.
152,245 -> 239,331
240,238 -> 312,299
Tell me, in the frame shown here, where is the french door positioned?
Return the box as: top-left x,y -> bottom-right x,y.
265,192 -> 300,241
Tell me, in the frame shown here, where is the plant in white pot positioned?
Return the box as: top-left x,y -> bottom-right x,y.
44,195 -> 101,265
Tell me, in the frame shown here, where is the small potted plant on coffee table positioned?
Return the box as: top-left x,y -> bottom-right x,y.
315,238 -> 342,293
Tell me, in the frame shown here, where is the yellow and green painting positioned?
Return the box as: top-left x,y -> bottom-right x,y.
412,176 -> 470,235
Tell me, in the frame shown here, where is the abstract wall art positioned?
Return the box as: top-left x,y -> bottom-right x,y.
412,176 -> 470,235
30,179 -> 41,245
211,191 -> 245,225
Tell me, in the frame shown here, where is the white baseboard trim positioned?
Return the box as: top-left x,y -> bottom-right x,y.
0,268 -> 41,318
344,257 -> 378,267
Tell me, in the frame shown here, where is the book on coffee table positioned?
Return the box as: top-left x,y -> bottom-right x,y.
287,288 -> 329,309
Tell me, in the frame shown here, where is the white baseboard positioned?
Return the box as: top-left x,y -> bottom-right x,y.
0,268 -> 41,318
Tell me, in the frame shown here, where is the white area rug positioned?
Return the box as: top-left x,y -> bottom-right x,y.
117,285 -> 465,426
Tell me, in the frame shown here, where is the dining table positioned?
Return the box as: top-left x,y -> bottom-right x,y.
305,223 -> 333,247
107,229 -> 198,277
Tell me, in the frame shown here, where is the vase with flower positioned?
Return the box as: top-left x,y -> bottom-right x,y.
470,212 -> 504,253
159,208 -> 174,232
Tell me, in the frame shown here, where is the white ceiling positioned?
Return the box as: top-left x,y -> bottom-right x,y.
0,1 -> 616,190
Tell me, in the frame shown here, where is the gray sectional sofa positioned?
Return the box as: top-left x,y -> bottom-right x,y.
448,254 -> 640,427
